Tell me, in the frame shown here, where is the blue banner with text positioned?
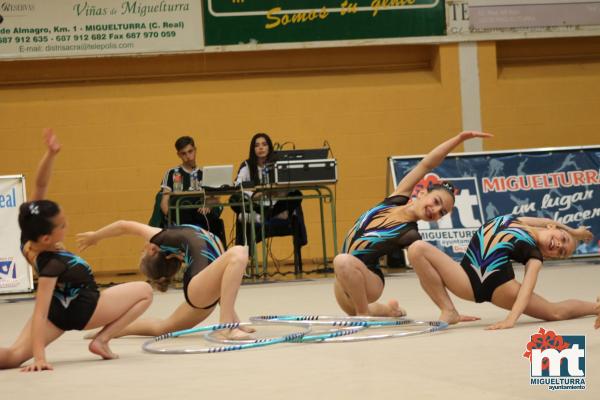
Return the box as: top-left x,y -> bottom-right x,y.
390,146 -> 600,260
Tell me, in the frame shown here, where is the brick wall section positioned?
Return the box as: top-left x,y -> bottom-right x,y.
479,38 -> 600,149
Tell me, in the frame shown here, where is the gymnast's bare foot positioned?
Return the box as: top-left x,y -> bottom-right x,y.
594,296 -> 599,330
239,324 -> 256,334
218,328 -> 253,341
89,338 -> 119,360
368,299 -> 406,317
440,309 -> 480,325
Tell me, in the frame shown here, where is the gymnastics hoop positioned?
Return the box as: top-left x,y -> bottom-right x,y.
320,320 -> 449,343
204,325 -> 365,345
250,314 -> 415,327
142,321 -> 311,354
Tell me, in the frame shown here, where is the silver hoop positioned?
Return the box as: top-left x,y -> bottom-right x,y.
320,320 -> 449,343
142,321 -> 311,354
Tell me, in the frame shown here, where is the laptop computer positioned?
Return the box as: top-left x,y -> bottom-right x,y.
201,165 -> 234,189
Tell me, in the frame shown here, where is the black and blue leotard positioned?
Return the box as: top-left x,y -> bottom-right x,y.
150,224 -> 225,308
460,215 -> 543,303
22,240 -> 99,331
342,195 -> 421,282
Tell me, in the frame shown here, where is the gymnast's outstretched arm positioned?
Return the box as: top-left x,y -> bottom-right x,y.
76,220 -> 161,251
392,131 -> 492,197
517,216 -> 593,241
31,128 -> 61,201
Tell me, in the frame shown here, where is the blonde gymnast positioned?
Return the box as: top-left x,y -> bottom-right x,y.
407,215 -> 599,329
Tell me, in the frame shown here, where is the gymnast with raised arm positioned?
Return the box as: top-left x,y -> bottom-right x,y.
77,221 -> 251,340
407,215 -> 600,329
334,131 -> 492,318
0,129 -> 153,372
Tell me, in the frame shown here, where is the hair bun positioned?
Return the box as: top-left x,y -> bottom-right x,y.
152,276 -> 171,292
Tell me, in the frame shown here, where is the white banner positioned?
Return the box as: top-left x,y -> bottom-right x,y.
447,0 -> 600,38
0,0 -> 204,59
0,175 -> 33,294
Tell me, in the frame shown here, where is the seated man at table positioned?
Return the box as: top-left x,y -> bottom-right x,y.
160,136 -> 226,245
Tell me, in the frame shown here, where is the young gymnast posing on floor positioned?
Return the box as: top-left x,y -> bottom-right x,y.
77,221 -> 251,339
407,214 -> 599,329
0,129 -> 153,372
334,130 -> 492,317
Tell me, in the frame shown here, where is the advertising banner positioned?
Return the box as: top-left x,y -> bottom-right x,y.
202,0 -> 445,46
446,0 -> 600,39
0,0 -> 203,59
0,175 -> 33,294
390,146 -> 600,260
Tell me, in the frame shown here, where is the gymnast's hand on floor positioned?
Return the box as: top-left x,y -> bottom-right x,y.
485,319 -> 515,330
76,232 -> 98,251
21,359 -> 53,372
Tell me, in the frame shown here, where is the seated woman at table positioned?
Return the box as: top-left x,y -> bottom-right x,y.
77,222 -> 251,340
232,133 -> 307,251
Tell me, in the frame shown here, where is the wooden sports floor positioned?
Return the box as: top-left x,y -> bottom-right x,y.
1,261 -> 598,399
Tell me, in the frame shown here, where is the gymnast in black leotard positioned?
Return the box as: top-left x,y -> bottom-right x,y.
333,131 -> 492,318
25,242 -> 100,331
148,225 -> 224,309
341,195 -> 422,283
408,214 -> 599,330
1,129 -> 152,372
77,220 -> 251,340
460,215 -> 543,303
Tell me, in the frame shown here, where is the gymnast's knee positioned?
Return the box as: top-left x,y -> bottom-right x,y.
548,306 -> 570,321
333,255 -> 360,279
227,245 -> 249,266
407,240 -> 429,258
137,281 -> 154,300
333,254 -> 351,271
